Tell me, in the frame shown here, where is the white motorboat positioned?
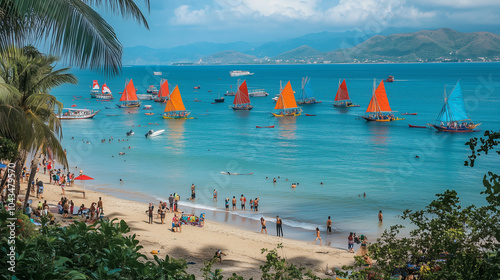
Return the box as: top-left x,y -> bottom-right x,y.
57,108 -> 100,120
248,89 -> 268,97
137,94 -> 153,100
230,70 -> 254,77
145,129 -> 165,138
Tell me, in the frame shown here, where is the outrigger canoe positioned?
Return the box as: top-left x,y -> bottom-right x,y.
256,125 -> 275,128
401,113 -> 417,115
220,171 -> 254,175
305,114 -> 316,116
408,124 -> 427,128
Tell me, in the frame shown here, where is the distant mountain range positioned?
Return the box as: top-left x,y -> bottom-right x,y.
123,28 -> 500,65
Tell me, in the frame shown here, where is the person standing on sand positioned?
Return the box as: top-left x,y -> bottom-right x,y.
348,232 -> 355,253
146,203 -> 154,224
232,196 -> 237,210
327,216 -> 332,233
261,217 -> 267,234
378,210 -> 383,223
240,194 -> 246,210
314,227 -> 322,245
97,197 -> 103,213
168,194 -> 174,212
276,215 -> 283,237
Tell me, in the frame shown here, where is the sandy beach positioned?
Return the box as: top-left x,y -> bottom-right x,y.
22,171 -> 355,279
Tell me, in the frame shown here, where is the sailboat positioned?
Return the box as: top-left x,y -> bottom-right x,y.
163,85 -> 193,119
429,81 -> 480,132
153,79 -> 169,103
116,79 -> 141,108
333,79 -> 359,107
96,83 -> 113,100
231,80 -> 253,110
362,79 -> 403,122
272,81 -> 302,117
90,80 -> 100,98
297,77 -> 321,104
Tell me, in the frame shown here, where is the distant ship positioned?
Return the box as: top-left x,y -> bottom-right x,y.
385,75 -> 394,82
230,70 -> 254,77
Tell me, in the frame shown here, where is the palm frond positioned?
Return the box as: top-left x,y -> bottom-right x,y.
83,0 -> 150,28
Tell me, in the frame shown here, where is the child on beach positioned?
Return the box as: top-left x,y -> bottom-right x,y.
314,227 -> 321,245
214,250 -> 226,264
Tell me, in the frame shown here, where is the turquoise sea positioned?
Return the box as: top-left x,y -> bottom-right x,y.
52,63 -> 500,248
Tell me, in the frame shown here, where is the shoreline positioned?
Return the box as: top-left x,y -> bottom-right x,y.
23,170 -> 356,278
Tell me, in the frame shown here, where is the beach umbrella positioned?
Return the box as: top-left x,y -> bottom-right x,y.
74,174 -> 94,197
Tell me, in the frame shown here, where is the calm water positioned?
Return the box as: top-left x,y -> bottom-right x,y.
52,63 -> 500,248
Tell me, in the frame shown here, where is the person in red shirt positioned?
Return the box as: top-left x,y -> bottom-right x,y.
240,194 -> 246,210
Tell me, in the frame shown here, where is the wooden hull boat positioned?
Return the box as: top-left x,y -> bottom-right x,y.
401,113 -> 417,115
408,124 -> 427,128
256,125 -> 275,128
362,116 -> 404,122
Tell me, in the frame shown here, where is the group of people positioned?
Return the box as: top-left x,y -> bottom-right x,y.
223,195 -> 259,212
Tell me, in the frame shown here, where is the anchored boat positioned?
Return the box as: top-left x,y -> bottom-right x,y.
90,80 -> 100,98
362,79 -> 404,122
163,85 -> 193,119
297,77 -> 321,104
231,80 -> 253,110
57,108 -> 100,120
272,81 -> 302,117
117,79 -> 141,108
429,81 -> 480,132
333,79 -> 359,107
153,79 -> 169,103
96,83 -> 113,100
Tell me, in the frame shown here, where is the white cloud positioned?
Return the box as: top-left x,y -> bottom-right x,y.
171,5 -> 209,25
413,0 -> 500,9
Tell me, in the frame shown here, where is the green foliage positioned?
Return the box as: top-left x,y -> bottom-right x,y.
0,0 -> 150,76
0,217 -> 195,279
0,136 -> 17,160
259,243 -> 323,280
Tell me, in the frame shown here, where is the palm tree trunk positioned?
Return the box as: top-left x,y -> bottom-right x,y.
14,150 -> 28,209
23,156 -> 40,210
0,169 -> 9,200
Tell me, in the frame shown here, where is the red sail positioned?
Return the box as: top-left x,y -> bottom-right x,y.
233,80 -> 251,105
158,79 -> 169,98
366,80 -> 392,113
334,79 -> 350,101
119,79 -> 138,102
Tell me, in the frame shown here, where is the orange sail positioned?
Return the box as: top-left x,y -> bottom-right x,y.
119,79 -> 138,102
158,79 -> 169,98
366,80 -> 392,113
164,85 -> 186,112
275,81 -> 298,110
234,80 -> 251,105
334,79 -> 350,101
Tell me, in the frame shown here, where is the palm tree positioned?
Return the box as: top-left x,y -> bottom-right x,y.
0,46 -> 77,208
0,0 -> 150,76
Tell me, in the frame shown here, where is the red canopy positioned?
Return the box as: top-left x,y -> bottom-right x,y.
74,174 -> 94,181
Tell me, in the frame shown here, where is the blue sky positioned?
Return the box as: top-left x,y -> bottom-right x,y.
104,0 -> 500,48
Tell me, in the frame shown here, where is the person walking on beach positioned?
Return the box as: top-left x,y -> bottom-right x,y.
240,194 -> 246,210
378,210 -> 383,223
232,196 -> 237,210
313,227 -> 322,245
276,215 -> 283,237
348,232 -> 355,253
327,216 -> 332,233
261,217 -> 267,234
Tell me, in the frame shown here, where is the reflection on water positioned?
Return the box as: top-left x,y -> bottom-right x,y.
166,119 -> 186,153
368,123 -> 389,145
278,117 -> 297,140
